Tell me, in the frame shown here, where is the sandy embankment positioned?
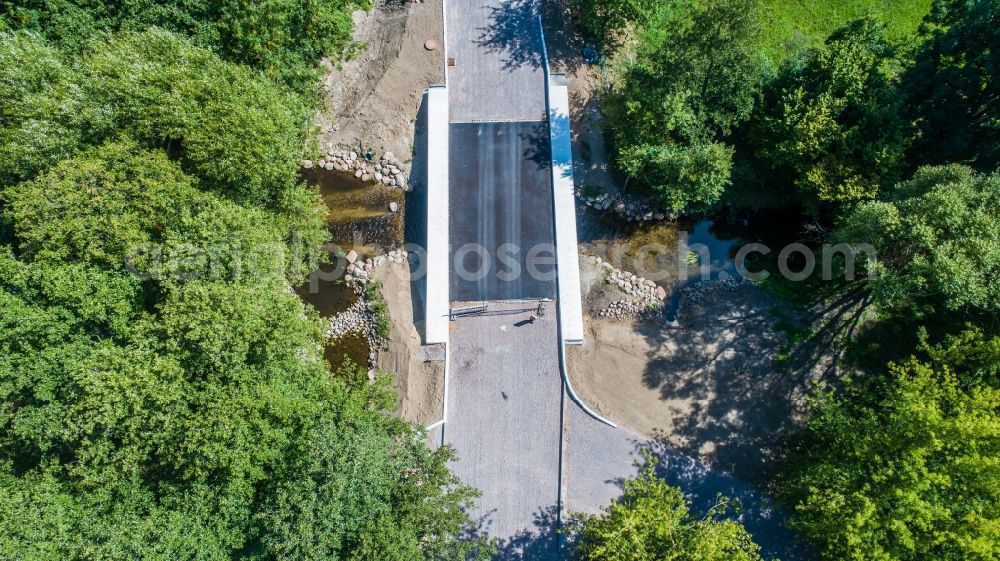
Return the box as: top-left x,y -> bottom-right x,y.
319,0 -> 444,160
376,262 -> 443,427
568,257 -> 819,482
313,0 -> 445,426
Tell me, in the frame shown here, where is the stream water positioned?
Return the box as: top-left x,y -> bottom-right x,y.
295,168 -> 406,370
298,163 -> 800,363
576,201 -> 801,317
301,167 -> 405,257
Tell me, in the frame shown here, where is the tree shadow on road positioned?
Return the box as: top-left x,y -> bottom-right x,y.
491,505 -> 566,561
516,119 -> 553,174
631,439 -> 809,561
461,505 -> 566,561
475,0 -> 588,76
475,0 -> 545,73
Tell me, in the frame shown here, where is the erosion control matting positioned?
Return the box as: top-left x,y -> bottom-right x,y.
449,121 -> 556,301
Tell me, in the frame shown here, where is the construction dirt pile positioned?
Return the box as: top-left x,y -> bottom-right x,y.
318,0 -> 444,162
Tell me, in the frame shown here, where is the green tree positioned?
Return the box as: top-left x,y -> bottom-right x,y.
604,0 -> 764,212
781,358 -> 1000,560
0,2 -> 499,556
0,0 -> 365,93
904,0 -> 1000,171
574,461 -> 763,561
618,141 -> 734,214
835,165 -> 1000,316
255,374 -> 492,561
0,27 -> 489,559
0,30 -> 320,205
916,325 -> 1000,389
0,30 -> 327,260
80,29 -> 314,206
0,31 -> 83,185
569,0 -> 647,44
0,242 -> 490,560
744,17 -> 905,214
1,142 -> 303,283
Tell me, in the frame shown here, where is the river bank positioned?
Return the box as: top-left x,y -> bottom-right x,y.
570,255 -> 812,484
302,0 -> 821,480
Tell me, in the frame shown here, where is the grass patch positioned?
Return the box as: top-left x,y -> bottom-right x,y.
363,280 -> 392,340
760,0 -> 932,61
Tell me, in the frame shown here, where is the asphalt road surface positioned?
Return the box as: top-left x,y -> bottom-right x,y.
445,0 -> 546,122
449,121 -> 556,302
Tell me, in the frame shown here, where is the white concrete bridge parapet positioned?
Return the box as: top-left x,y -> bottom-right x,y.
425,83 -> 450,346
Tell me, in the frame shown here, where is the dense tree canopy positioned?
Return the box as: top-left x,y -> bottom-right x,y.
574,461 -> 763,561
0,29 -> 327,267
916,325 -> 1000,389
0,30 -> 83,186
905,0 -> 1000,171
580,2 -> 1000,559
2,142 -> 291,280
0,0 -> 365,92
0,156 -> 490,558
0,143 -> 489,561
0,15 -> 490,560
781,357 -> 1000,560
604,0 -> 764,212
743,17 -> 905,214
1,29 -> 317,204
835,165 -> 1000,316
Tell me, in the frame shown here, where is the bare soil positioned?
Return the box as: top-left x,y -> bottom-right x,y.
376,261 -> 444,426
568,258 -> 823,483
541,1 -> 618,193
317,0 -> 444,162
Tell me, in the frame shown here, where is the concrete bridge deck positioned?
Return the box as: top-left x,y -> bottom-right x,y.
449,121 -> 556,302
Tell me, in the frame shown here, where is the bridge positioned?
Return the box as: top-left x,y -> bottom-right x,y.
425,0 -> 582,342
422,0 -> 585,553
419,1 -> 800,558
